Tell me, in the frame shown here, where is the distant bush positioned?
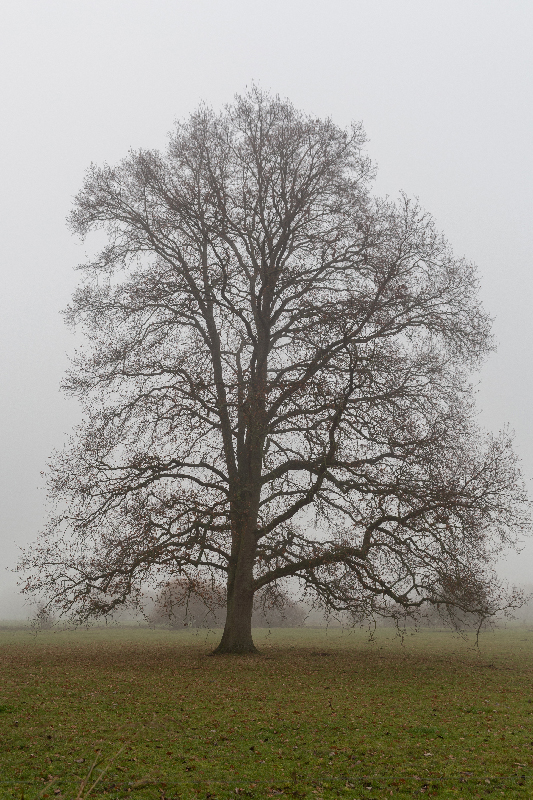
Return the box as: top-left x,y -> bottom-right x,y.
252,587 -> 306,628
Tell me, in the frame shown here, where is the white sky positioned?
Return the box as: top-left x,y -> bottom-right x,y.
1,0 -> 532,616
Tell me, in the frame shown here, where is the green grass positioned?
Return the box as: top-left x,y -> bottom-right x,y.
1,625 -> 533,799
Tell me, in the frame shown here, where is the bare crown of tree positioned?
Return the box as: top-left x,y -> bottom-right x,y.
20,87 -> 530,652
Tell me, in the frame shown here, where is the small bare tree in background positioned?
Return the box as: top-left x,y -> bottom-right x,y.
20,88 -> 530,652
32,605 -> 54,631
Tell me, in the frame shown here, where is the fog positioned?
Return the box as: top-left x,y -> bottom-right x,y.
1,1 -> 532,619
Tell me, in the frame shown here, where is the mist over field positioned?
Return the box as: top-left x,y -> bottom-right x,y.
1,1 -> 532,621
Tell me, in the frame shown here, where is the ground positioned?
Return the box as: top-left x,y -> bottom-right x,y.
0,624 -> 532,799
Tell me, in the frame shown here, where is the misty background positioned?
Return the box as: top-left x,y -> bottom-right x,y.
1,0 -> 532,619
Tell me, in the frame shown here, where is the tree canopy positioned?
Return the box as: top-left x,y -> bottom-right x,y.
20,88 -> 530,652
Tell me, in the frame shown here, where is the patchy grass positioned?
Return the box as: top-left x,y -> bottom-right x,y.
0,625 -> 532,798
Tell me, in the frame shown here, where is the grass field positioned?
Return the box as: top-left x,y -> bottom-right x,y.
1,624 -> 532,799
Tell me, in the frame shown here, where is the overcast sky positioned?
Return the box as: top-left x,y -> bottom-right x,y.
1,0 -> 532,617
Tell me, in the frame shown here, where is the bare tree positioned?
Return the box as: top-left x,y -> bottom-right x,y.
32,605 -> 55,631
20,88 -> 530,652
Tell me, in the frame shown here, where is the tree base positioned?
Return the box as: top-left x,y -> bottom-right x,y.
212,641 -> 259,655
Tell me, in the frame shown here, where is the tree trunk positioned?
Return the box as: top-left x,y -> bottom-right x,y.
214,364 -> 266,654
213,532 -> 258,654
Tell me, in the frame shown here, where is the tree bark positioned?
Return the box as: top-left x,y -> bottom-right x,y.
214,345 -> 267,654
213,536 -> 257,653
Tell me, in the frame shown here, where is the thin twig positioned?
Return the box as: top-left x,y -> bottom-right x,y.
33,778 -> 58,800
75,752 -> 101,800
83,745 -> 126,798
